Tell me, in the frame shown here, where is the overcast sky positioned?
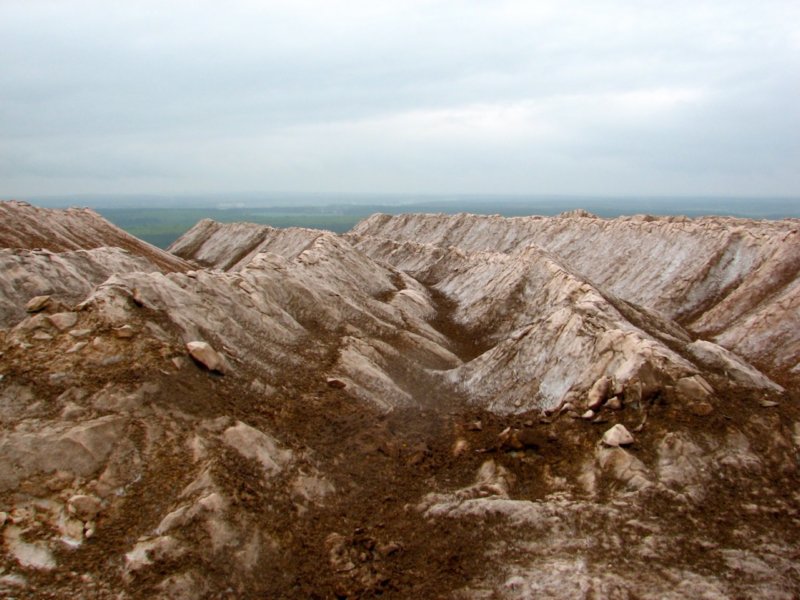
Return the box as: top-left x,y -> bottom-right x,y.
1,0 -> 798,198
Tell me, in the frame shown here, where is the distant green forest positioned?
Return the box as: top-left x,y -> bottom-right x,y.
80,196 -> 800,249
96,208 -> 364,248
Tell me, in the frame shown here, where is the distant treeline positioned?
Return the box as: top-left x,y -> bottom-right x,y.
95,208 -> 364,248
24,194 -> 799,249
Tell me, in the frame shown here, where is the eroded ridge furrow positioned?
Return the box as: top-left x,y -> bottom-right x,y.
0,203 -> 798,599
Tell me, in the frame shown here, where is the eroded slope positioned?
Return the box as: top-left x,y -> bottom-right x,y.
0,204 -> 799,598
0,201 -> 191,274
350,212 -> 800,385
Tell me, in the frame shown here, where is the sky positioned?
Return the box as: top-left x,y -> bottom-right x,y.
1,0 -> 799,198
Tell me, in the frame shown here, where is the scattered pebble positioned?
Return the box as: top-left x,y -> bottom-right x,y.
452,439 -> 469,457
114,325 -> 136,339
498,427 -> 523,450
66,342 -> 88,354
68,328 -> 92,338
100,356 -> 124,367
689,402 -> 714,416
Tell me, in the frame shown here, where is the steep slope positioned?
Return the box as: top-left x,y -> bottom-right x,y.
1,204 -> 799,599
168,218 -> 329,271
0,248 -> 161,328
350,212 -> 798,321
0,201 -> 191,273
171,217 -> 786,411
351,212 -> 800,383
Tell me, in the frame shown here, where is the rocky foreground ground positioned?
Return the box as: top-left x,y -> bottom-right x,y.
0,200 -> 798,598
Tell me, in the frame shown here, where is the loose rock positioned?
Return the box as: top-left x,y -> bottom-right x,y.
676,375 -> 714,402
114,325 -> 135,339
26,295 -> 51,313
498,427 -> 523,450
67,341 -> 88,354
452,438 -> 469,457
602,424 -> 634,447
68,328 -> 93,338
689,402 -> 714,416
186,341 -> 226,373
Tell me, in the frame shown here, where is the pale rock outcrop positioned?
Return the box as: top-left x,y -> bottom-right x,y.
47,311 -> 78,331
675,375 -> 715,403
186,341 -> 228,373
586,375 -> 612,409
0,415 -> 128,491
418,460 -> 515,517
3,526 -> 57,570
595,446 -> 652,490
436,249 -> 701,411
125,535 -> 184,573
686,340 -> 784,392
0,247 -> 169,327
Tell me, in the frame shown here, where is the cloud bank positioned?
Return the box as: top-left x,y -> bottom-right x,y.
1,0 -> 798,196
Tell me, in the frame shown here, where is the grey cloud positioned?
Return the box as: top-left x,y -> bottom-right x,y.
1,0 -> 798,196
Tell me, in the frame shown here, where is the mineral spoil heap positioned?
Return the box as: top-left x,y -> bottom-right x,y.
0,200 -> 798,598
